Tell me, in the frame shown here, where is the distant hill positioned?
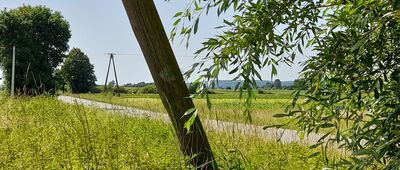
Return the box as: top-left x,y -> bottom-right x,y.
211,80 -> 294,89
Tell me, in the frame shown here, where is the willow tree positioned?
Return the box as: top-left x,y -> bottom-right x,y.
173,0 -> 400,169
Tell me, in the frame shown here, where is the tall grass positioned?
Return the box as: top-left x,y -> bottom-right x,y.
0,97 -> 183,169
0,97 -> 330,169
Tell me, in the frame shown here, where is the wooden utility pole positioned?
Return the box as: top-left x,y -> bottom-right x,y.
104,53 -> 120,96
122,0 -> 215,168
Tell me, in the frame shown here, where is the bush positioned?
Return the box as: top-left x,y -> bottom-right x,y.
112,87 -> 128,94
127,88 -> 139,94
138,85 -> 158,94
89,86 -> 101,93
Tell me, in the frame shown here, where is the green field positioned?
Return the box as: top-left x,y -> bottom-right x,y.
0,96 -> 335,169
74,90 -> 299,129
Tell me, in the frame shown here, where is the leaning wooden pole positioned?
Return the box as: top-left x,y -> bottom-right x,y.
122,0 -> 216,168
104,55 -> 112,92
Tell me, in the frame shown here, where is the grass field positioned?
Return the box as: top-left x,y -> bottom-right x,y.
0,96 -> 336,169
74,90 -> 299,129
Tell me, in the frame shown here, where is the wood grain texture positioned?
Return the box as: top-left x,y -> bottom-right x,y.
122,0 -> 215,168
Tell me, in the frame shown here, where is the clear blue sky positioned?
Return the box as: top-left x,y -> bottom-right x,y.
0,0 -> 304,85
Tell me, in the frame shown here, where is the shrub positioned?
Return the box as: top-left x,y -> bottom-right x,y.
138,85 -> 158,94
89,86 -> 101,93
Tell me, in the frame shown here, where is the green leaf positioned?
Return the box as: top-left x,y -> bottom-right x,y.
271,65 -> 277,79
194,1 -> 202,11
308,152 -> 320,158
374,88 -> 379,99
320,123 -> 335,128
298,43 -> 303,55
352,149 -> 373,156
309,142 -> 324,149
173,12 -> 183,18
173,19 -> 181,26
229,67 -> 239,74
184,110 -> 198,133
351,37 -> 367,52
317,132 -> 332,142
193,18 -> 200,34
273,113 -> 289,118
206,94 -> 211,110
183,107 -> 196,117
263,124 -> 283,129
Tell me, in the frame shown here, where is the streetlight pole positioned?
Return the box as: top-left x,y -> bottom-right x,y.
11,46 -> 15,97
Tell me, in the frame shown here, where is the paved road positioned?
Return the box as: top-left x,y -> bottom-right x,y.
58,95 -> 324,145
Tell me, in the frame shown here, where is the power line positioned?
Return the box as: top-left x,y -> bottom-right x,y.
104,53 -> 136,56
102,52 -> 198,58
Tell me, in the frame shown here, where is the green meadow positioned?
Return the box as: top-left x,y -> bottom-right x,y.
75,90 -> 299,129
0,96 -> 338,169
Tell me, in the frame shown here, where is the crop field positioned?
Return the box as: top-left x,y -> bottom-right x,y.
74,90 -> 300,129
0,96 -> 337,169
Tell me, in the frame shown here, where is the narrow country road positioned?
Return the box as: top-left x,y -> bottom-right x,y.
58,95 -> 324,145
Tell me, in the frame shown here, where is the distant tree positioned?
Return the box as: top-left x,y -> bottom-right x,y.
138,84 -> 158,94
263,82 -> 273,89
292,78 -> 308,90
54,69 -> 66,93
61,48 -> 96,93
0,5 -> 71,95
111,86 -> 128,94
273,79 -> 282,89
107,80 -> 116,88
122,83 -> 132,87
135,82 -> 147,87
